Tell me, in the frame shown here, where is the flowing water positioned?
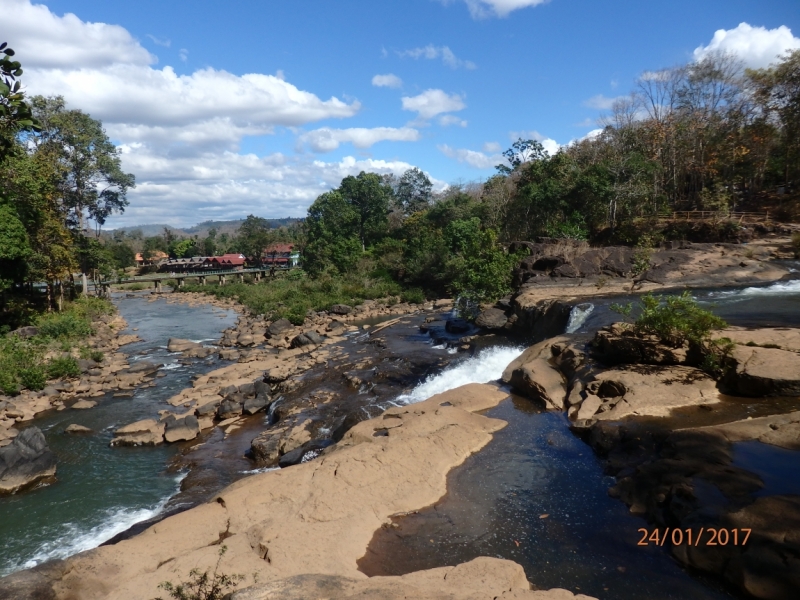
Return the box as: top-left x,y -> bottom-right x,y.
0,294 -> 237,576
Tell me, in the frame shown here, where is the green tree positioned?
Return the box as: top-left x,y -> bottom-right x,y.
338,171 -> 391,251
0,42 -> 38,160
30,96 -> 134,234
235,215 -> 271,258
304,191 -> 361,274
395,167 -> 432,214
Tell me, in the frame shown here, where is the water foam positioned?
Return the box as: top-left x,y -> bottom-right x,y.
395,345 -> 524,405
565,303 -> 594,333
735,279 -> 800,296
3,473 -> 185,575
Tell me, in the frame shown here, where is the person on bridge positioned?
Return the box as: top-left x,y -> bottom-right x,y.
269,265 -> 276,278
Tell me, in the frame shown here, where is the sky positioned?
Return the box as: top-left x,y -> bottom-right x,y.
2,0 -> 799,228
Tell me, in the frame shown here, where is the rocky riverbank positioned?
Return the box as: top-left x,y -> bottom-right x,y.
0,383 -> 595,600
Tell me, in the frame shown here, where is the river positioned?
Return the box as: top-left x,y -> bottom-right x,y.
1,279 -> 799,597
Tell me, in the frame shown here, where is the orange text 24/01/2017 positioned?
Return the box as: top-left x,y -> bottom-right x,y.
637,528 -> 751,547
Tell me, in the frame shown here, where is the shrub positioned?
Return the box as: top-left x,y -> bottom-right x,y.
613,291 -> 727,347
792,232 -> 800,258
19,367 -> 46,391
47,356 -> 80,379
37,313 -> 92,340
401,288 -> 426,304
155,546 -> 243,600
0,371 -> 18,396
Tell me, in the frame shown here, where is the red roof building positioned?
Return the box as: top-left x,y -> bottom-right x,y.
262,243 -> 296,266
208,254 -> 246,270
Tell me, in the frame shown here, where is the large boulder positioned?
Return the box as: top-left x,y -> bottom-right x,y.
10,326 -> 39,339
163,415 -> 200,443
290,331 -> 326,348
278,438 -> 335,468
237,333 -> 255,347
124,361 -> 162,376
475,308 -> 508,330
243,394 -> 270,415
0,427 -> 57,495
266,319 -> 293,339
217,399 -> 243,420
445,319 -> 471,334
329,304 -> 352,315
721,345 -> 800,397
110,419 -> 165,446
591,325 -> 690,366
505,358 -> 567,410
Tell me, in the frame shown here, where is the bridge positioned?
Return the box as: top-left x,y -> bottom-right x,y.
98,266 -> 291,296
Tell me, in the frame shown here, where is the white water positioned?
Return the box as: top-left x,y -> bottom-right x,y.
714,279 -> 800,298
565,303 -> 594,333
3,473 -> 185,576
395,346 -> 524,405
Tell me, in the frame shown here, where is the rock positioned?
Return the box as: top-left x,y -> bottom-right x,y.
217,399 -> 243,420
590,366 -> 718,420
721,345 -> 800,397
434,298 -> 454,309
237,333 -> 255,347
77,359 -> 94,373
506,358 -> 567,410
71,400 -> 97,409
475,308 -> 508,330
125,361 -> 161,375
591,326 -> 689,366
167,338 -> 201,352
329,304 -> 352,315
326,320 -> 346,333
219,349 -> 241,361
445,319 -> 471,334
265,364 -> 295,383
0,427 -> 57,495
266,318 -> 293,339
290,331 -> 326,348
65,424 -> 92,434
183,346 -> 215,358
163,415 -> 200,443
254,380 -> 270,397
243,395 -> 270,415
693,410 -> 800,451
110,419 -> 165,446
219,384 -> 238,398
10,325 -> 39,339
575,394 -> 602,421
196,400 -> 221,417
278,438 -> 335,468
238,382 -> 256,397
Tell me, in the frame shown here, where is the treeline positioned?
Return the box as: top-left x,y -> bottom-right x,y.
302,50 -> 800,305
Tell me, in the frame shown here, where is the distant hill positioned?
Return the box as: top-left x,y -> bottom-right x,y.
110,218 -> 302,238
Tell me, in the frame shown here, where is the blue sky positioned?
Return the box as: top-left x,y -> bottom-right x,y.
3,0 -> 799,227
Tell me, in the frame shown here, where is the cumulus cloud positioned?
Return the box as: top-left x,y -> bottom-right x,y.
113,145 -> 425,226
402,89 -> 466,120
372,73 -> 403,88
179,48 -> 189,62
438,144 -> 502,169
482,142 -> 502,153
439,115 -> 467,127
298,127 -> 420,152
438,0 -> 550,19
2,0 -> 155,68
583,94 -> 623,110
146,34 -> 171,48
0,0 -> 436,227
397,45 -> 476,69
693,23 -> 800,69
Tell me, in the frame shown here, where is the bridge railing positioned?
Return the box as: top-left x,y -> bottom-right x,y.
101,266 -> 290,286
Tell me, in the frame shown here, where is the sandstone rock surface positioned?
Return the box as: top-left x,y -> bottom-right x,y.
110,419 -> 165,446
475,308 -> 509,329
722,345 -> 800,397
0,427 -> 56,494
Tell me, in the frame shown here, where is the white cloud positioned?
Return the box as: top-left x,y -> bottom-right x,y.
179,48 -> 188,62
298,127 -> 420,152
509,130 -> 560,155
693,23 -> 800,69
112,145 -> 427,226
397,45 -> 476,69
402,89 -> 466,120
438,144 -> 502,169
372,73 -> 403,88
439,0 -> 550,19
439,115 -> 467,127
146,34 -> 171,48
2,0 -> 155,69
482,141 -> 502,153
583,94 -> 623,110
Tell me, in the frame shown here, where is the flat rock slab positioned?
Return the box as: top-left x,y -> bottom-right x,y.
0,427 -> 56,495
723,346 -> 800,397
110,418 -> 165,446
589,365 -> 718,420
71,400 -> 97,409
712,327 -> 800,353
689,410 -> 800,450
65,424 -> 92,434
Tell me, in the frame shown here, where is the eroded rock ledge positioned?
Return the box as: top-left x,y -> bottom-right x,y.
0,383 -> 594,600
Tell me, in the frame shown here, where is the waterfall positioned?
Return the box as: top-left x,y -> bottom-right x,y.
394,346 -> 524,406
565,303 -> 594,334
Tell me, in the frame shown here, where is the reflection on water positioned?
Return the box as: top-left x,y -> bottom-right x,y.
360,397 -> 734,599
0,294 -> 237,576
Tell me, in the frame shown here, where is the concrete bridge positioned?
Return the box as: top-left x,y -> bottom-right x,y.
98,266 -> 290,296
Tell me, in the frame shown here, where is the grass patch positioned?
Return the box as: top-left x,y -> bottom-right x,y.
0,296 -> 114,395
179,270 -> 404,325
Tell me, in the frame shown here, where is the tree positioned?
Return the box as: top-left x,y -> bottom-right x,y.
338,171 -> 391,251
496,139 -> 548,174
304,191 -> 361,274
30,96 -> 134,234
236,215 -> 271,258
0,42 -> 38,160
395,167 -> 433,214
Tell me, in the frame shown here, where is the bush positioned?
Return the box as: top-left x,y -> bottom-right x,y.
792,232 -> 800,258
19,367 -> 46,391
612,291 -> 727,347
401,288 -> 426,304
0,371 -> 18,396
37,313 -> 92,340
155,545 -> 243,600
47,355 -> 81,379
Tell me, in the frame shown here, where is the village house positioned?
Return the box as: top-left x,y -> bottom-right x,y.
262,243 -> 299,268
135,251 -> 169,267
